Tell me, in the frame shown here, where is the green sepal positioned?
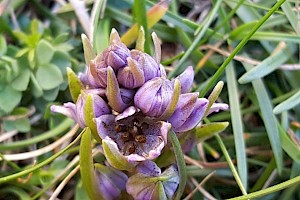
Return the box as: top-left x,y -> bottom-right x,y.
204,81 -> 224,117
79,128 -> 102,200
67,67 -> 83,103
159,79 -> 180,120
81,34 -> 96,65
84,94 -> 102,143
195,122 -> 229,142
136,26 -> 145,52
102,138 -> 136,171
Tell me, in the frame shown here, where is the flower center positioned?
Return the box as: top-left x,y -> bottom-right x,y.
114,117 -> 148,155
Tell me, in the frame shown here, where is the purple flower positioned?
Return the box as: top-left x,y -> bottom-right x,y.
174,66 -> 194,93
94,164 -> 128,200
168,93 -> 209,132
102,29 -> 130,70
95,106 -> 171,168
126,164 -> 180,200
50,93 -> 110,128
134,77 -> 179,119
106,66 -> 135,113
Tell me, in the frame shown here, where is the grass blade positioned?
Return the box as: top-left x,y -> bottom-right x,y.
242,63 -> 283,174
226,61 -> 248,189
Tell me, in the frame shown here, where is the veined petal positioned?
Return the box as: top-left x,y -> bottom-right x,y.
206,102 -> 229,116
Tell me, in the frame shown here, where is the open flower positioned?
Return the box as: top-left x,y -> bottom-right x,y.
126,163 -> 180,200
95,106 -> 171,170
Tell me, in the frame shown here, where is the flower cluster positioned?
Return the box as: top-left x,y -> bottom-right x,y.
51,29 -> 228,199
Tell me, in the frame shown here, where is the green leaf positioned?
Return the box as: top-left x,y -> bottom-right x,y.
43,87 -> 60,101
195,122 -> 229,142
0,35 -> 7,57
35,39 -> 55,65
0,85 -> 22,113
278,123 -> 300,163
11,68 -> 31,91
36,64 -> 63,90
242,63 -> 283,174
53,33 -> 69,44
273,89 -> 300,114
84,94 -> 102,143
67,67 -> 83,102
4,118 -> 31,133
80,128 -> 102,200
239,43 -> 294,84
29,72 -> 43,97
51,51 -> 71,74
226,62 -> 248,189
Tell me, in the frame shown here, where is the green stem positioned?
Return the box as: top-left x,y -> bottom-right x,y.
215,134 -> 247,195
199,0 -> 287,97
229,174 -> 300,200
0,130 -> 82,184
0,118 -> 74,151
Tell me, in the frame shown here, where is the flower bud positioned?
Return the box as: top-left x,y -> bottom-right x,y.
94,163 -> 128,200
117,57 -> 145,89
102,29 -> 130,70
168,93 -> 209,132
131,50 -> 166,81
126,164 -> 179,200
134,77 -> 176,118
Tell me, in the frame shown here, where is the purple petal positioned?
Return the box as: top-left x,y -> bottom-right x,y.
172,98 -> 208,132
95,114 -> 116,139
115,106 -> 138,121
175,66 -> 194,93
136,160 -> 161,176
134,77 -> 173,118
206,103 -> 229,116
168,93 -> 209,132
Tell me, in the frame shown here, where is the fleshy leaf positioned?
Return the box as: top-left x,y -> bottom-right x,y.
67,67 -> 83,102
0,86 -> 22,113
36,64 -> 63,90
11,68 -> 31,91
84,94 -> 102,143
79,128 -> 103,200
35,39 -> 55,65
195,122 -> 229,142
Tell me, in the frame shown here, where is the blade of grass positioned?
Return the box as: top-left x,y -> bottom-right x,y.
0,118 -> 74,151
226,61 -> 248,189
273,89 -> 300,114
133,0 -> 150,53
228,174 -> 300,200
239,42 -> 294,83
0,129 -> 82,184
199,0 -> 287,98
242,62 -> 283,174
168,0 -> 223,78
215,134 -> 247,195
